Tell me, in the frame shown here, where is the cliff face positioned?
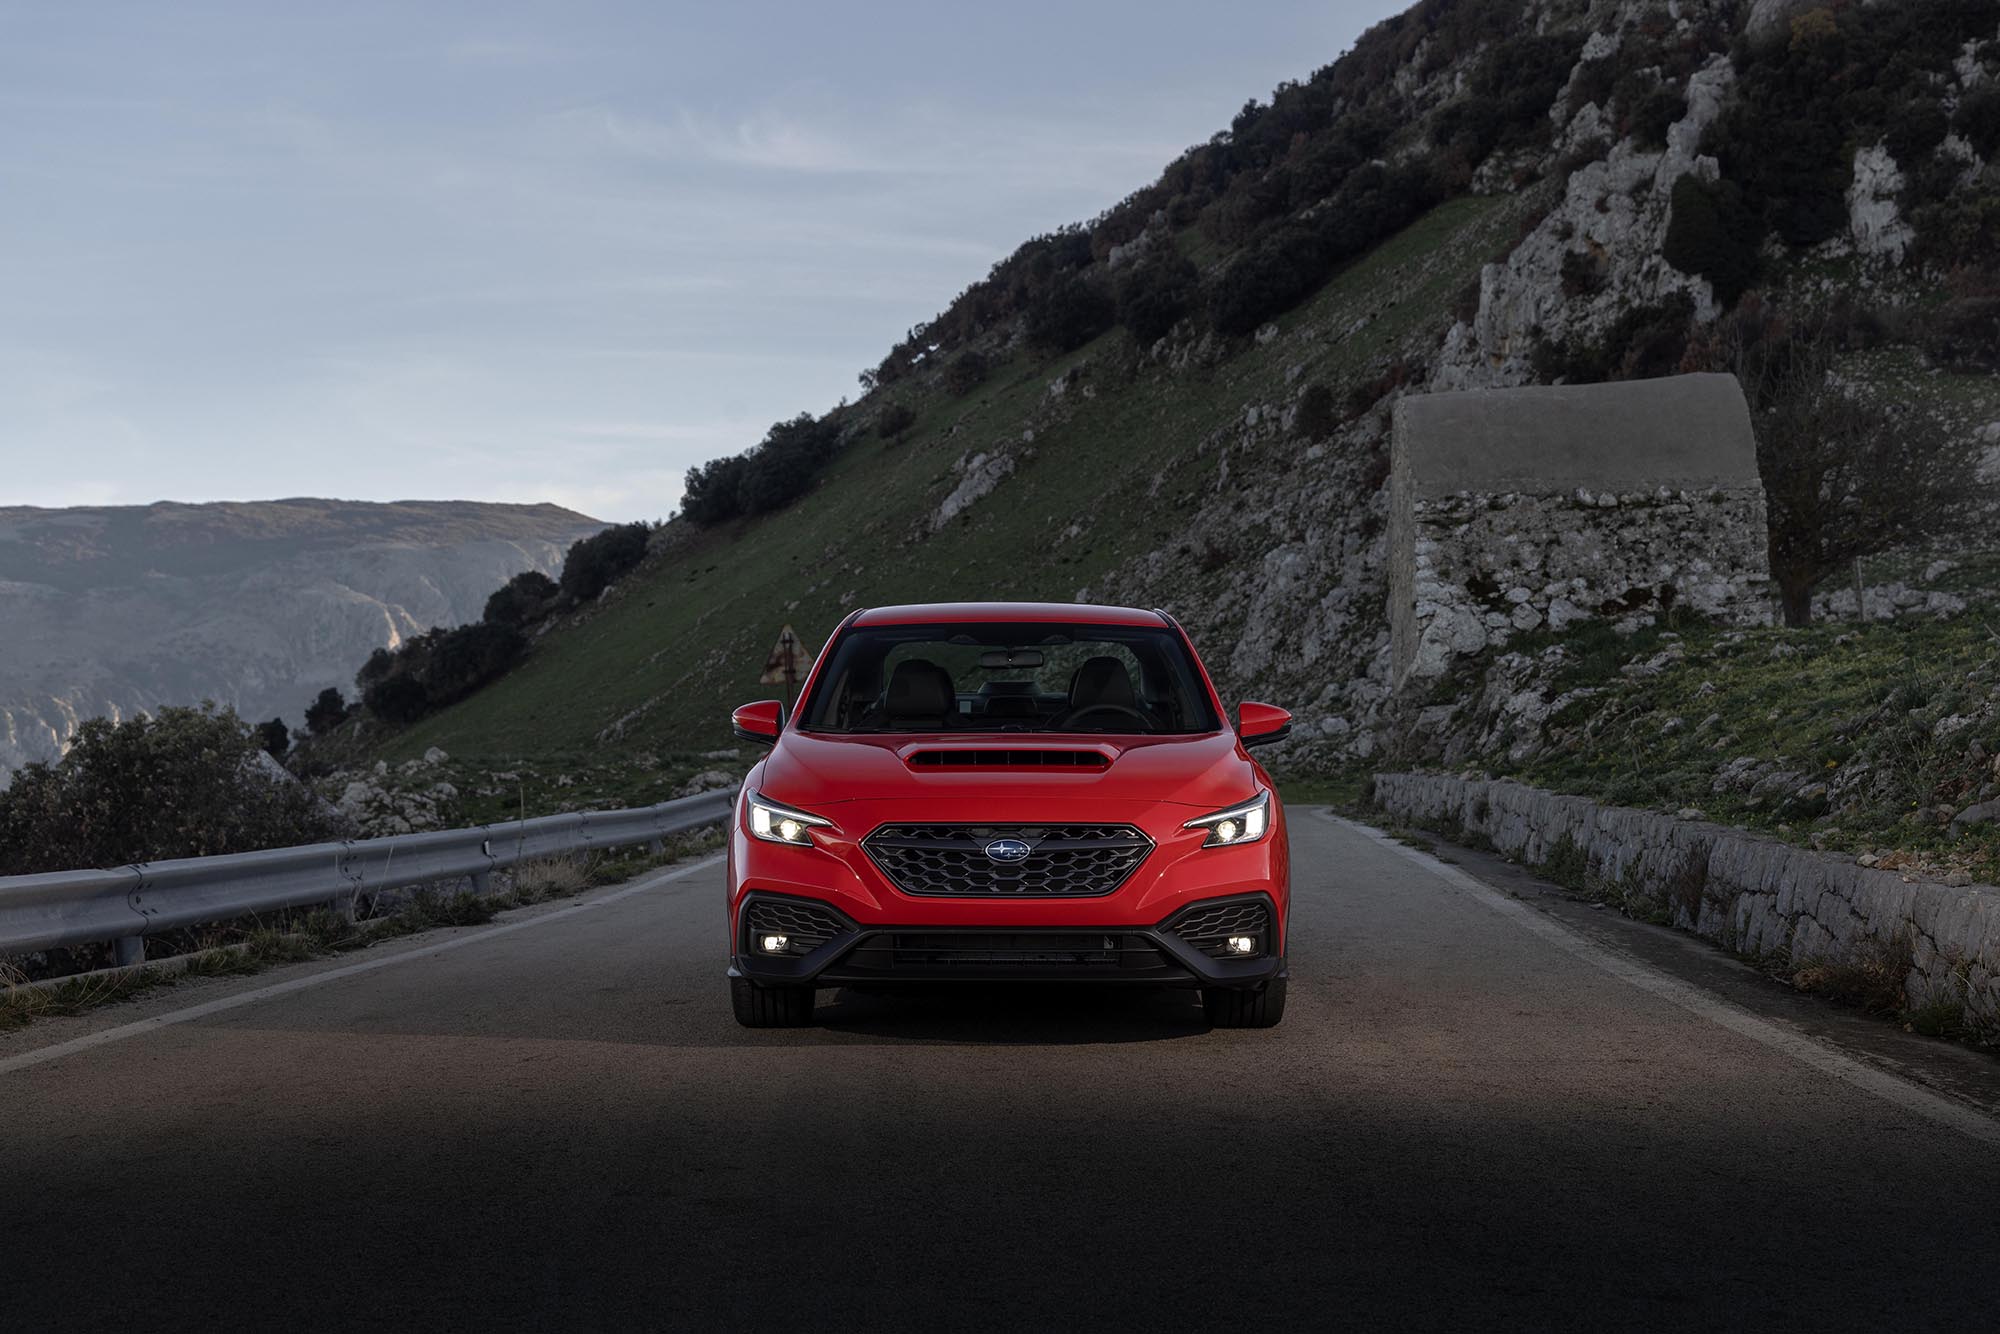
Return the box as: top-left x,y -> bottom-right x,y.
0,500 -> 603,780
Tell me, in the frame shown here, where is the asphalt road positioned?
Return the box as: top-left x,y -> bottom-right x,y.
5,811 -> 1999,1332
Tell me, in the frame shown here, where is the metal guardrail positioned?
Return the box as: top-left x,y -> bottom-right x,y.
0,788 -> 736,965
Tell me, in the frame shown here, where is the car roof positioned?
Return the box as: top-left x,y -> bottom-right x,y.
850,601 -> 1170,627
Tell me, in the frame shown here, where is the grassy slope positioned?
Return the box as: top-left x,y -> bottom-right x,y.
383,195 -> 1521,782
1423,605 -> 2000,881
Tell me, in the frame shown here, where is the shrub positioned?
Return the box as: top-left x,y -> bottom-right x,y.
1559,248 -> 1605,298
1293,382 -> 1338,440
1885,98 -> 1950,167
423,622 -> 527,708
1662,174 -> 1760,304
940,350 -> 989,396
733,413 -> 843,515
1954,86 -> 2000,157
362,673 -> 431,726
678,454 -> 749,524
558,523 -> 649,604
255,718 -> 290,759
482,570 -> 558,628
1917,296 -> 2000,372
0,704 -> 341,874
1115,250 -> 1199,345
303,687 -> 349,736
1025,272 -> 1116,353
876,401 -> 917,440
1623,84 -> 1686,149
1532,295 -> 1695,383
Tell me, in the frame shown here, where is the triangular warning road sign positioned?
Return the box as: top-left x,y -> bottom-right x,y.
759,624 -> 816,686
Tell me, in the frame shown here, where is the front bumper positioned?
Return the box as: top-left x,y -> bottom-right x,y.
730,890 -> 1286,989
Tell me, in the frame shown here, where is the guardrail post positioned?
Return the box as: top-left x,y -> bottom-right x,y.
113,936 -> 144,967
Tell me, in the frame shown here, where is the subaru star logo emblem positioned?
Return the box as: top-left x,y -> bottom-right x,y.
984,838 -> 1032,864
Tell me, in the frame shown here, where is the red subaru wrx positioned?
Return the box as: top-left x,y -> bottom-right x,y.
724,602 -> 1292,1028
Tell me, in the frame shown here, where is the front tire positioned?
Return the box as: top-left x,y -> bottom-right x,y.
1204,978 -> 1286,1028
730,976 -> 816,1028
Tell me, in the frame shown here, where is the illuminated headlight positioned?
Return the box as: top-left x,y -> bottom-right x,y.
748,792 -> 832,847
1184,791 -> 1270,848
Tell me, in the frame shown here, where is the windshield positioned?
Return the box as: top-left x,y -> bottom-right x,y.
798,621 -> 1221,734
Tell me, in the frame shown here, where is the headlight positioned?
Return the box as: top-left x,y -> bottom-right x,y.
1183,791 -> 1270,848
747,792 -> 832,846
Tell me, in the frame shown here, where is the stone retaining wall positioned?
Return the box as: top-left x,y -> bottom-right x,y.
1372,772 -> 2000,1035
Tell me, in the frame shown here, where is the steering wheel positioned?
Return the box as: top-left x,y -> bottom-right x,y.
1052,703 -> 1154,731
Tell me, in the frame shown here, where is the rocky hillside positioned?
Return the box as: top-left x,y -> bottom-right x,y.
0,500 -> 602,781
371,0 -> 1998,794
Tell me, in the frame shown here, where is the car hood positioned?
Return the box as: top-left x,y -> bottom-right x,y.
757,730 -> 1260,810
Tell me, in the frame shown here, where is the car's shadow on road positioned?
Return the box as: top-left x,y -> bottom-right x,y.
805,983 -> 1214,1043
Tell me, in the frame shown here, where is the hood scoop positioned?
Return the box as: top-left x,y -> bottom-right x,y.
906,748 -> 1110,771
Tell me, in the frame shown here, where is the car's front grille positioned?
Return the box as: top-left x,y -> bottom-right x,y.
743,897 -> 848,955
1169,899 -> 1271,959
862,824 -> 1152,897
835,931 -> 1174,974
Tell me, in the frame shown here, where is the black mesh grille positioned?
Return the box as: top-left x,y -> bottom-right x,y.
744,898 -> 848,955
907,750 -> 1109,770
1170,899 -> 1271,959
863,824 -> 1152,897
836,931 -> 1175,974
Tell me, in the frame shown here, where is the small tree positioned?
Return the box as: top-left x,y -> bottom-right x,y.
1702,303 -> 1992,625
304,687 -> 349,735
559,522 -> 650,603
255,717 -> 291,759
483,570 -> 558,628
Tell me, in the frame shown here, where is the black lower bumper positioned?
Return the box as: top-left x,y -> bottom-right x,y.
731,891 -> 1286,990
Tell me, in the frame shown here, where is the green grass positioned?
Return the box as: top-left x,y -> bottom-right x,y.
376,194 -> 1527,799
1426,608 -> 2000,877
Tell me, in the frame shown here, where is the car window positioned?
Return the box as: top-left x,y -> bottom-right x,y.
800,622 -> 1220,734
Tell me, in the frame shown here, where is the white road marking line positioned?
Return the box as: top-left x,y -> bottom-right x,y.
0,854 -> 725,1079
1327,812 -> 2000,1146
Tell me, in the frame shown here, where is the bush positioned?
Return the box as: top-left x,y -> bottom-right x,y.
424,622 -> 527,708
1662,175 -> 1760,305
1954,86 -> 2000,157
678,454 -> 749,525
940,350 -> 989,396
558,523 -> 649,604
303,687 -> 349,735
1560,248 -> 1605,298
1115,250 -> 1199,345
482,570 -> 558,628
1623,84 -> 1686,149
1025,272 -> 1116,353
876,401 -> 917,439
1885,98 -> 1950,167
1531,295 -> 1695,384
1293,382 -> 1337,440
1918,296 -> 2000,372
362,673 -> 431,726
0,705 -> 341,874
255,718 -> 290,759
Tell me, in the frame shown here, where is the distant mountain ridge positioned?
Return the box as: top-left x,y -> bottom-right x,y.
0,499 -> 603,781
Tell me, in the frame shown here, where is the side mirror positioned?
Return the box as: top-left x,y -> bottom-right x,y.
732,700 -> 784,745
1237,701 -> 1292,748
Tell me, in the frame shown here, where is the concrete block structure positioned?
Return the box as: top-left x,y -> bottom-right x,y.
1389,373 -> 1770,686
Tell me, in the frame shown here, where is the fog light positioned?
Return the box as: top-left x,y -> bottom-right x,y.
759,933 -> 789,954
1225,935 -> 1257,956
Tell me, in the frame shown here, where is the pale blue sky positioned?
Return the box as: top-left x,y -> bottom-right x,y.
1,1 -> 1402,522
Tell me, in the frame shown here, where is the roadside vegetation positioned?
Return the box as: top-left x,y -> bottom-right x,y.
1401,589 -> 2000,885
